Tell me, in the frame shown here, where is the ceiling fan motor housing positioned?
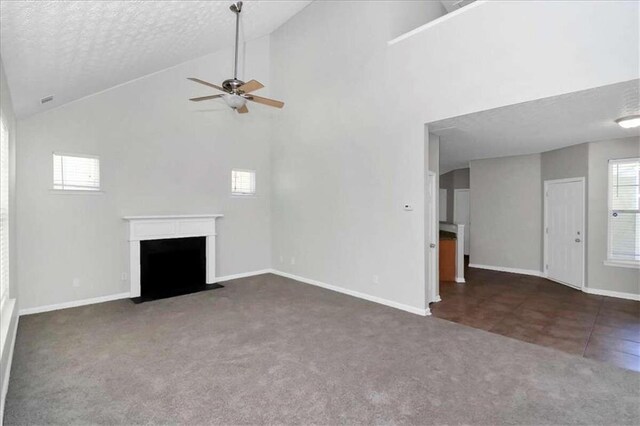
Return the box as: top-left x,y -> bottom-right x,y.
222,78 -> 245,93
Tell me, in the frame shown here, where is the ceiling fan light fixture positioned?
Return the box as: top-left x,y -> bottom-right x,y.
615,115 -> 640,129
186,1 -> 284,113
224,94 -> 247,109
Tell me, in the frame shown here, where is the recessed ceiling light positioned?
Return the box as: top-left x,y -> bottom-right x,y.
615,115 -> 640,129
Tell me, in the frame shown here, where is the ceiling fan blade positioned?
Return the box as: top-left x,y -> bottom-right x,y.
239,80 -> 264,93
245,94 -> 284,109
189,94 -> 225,102
187,77 -> 226,92
237,104 -> 249,114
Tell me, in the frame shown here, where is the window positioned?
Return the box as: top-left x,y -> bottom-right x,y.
53,153 -> 100,191
608,158 -> 640,264
1,116 -> 9,306
231,169 -> 256,196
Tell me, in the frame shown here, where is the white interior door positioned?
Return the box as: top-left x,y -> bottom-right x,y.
454,189 -> 470,255
546,179 -> 584,289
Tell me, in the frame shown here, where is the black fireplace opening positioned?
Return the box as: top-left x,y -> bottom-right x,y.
135,236 -> 222,303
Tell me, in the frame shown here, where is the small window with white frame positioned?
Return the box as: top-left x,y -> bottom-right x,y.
53,152 -> 101,191
231,169 -> 256,196
608,158 -> 640,265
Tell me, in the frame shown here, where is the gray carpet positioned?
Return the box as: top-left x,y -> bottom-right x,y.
4,274 -> 640,425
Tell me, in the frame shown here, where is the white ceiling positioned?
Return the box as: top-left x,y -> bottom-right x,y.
430,79 -> 640,174
0,0 -> 311,118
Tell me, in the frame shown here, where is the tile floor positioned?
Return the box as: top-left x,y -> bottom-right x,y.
431,261 -> 640,372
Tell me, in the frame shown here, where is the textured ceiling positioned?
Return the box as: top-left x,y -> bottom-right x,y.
0,0 -> 311,118
431,79 -> 640,174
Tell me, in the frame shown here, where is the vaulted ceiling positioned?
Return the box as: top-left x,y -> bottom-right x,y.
0,0 -> 311,118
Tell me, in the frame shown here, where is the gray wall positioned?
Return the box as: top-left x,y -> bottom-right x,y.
439,168 -> 469,223
467,138 -> 638,296
469,154 -> 542,272
587,137 -> 640,295
16,37 -> 274,311
541,143 -> 589,182
0,55 -> 18,417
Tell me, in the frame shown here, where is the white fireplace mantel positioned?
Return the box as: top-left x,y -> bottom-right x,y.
124,214 -> 223,297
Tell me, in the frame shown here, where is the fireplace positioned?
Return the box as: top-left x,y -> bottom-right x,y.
140,237 -> 209,301
124,214 -> 224,302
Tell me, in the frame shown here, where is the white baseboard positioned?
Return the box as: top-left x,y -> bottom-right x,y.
469,264 -> 639,301
469,263 -> 543,277
455,277 -> 466,283
19,292 -> 131,316
583,287 -> 640,301
18,269 -> 430,318
0,312 -> 19,423
271,270 -> 430,316
215,269 -> 273,283
18,269 -> 273,316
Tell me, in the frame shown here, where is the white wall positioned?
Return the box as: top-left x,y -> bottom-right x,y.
268,0 -> 637,313
12,0 -> 640,314
388,1 -> 447,39
587,137 -> 640,295
270,2 -> 429,312
16,37 -> 274,311
469,154 -> 542,272
390,1 -> 639,124
0,54 -> 18,420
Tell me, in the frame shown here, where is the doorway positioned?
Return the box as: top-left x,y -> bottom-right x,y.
453,189 -> 470,255
544,177 -> 586,289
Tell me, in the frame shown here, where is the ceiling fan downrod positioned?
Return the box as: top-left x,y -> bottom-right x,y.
230,1 -> 243,81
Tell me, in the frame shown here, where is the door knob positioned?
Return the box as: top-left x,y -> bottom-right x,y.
575,238 -> 581,242
430,243 -> 436,248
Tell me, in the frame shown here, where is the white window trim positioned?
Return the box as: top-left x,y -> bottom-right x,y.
606,157 -> 640,267
603,260 -> 640,269
52,151 -> 102,192
231,168 -> 257,197
0,114 -> 9,310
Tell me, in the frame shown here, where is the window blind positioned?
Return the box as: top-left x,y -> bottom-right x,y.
0,117 -> 9,305
609,158 -> 640,263
232,169 -> 256,195
53,153 -> 100,191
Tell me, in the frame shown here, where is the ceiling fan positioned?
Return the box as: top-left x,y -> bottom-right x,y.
187,1 -> 284,114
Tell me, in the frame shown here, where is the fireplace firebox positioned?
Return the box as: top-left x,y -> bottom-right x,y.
138,237 -> 211,302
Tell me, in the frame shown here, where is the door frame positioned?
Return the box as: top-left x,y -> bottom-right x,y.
543,176 -> 586,290
453,188 -> 470,255
427,171 -> 439,304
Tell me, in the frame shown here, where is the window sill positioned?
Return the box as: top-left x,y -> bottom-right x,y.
0,297 -> 16,357
50,189 -> 104,195
604,260 -> 640,269
231,194 -> 257,198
